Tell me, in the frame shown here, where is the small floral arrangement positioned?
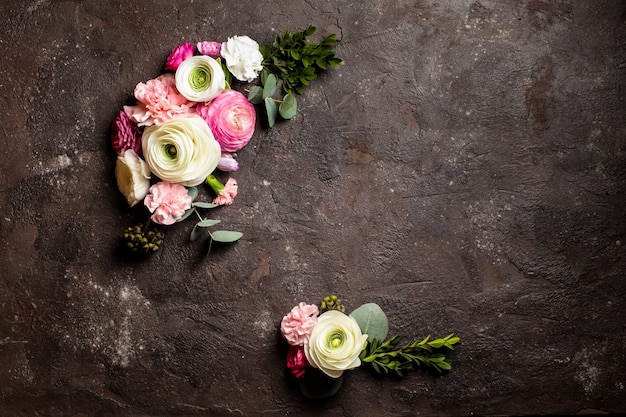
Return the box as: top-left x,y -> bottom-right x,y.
280,295 -> 460,399
111,27 -> 341,256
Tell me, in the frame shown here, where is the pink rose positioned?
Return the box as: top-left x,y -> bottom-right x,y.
286,345 -> 308,379
124,73 -> 197,127
111,111 -> 142,156
197,41 -> 222,58
144,181 -> 192,225
197,90 -> 256,152
281,302 -> 319,346
217,153 -> 239,172
165,42 -> 195,71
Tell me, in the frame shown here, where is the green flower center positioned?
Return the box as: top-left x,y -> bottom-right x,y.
164,144 -> 177,159
327,331 -> 345,349
189,66 -> 211,92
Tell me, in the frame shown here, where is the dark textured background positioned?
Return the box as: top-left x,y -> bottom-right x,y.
1,1 -> 625,416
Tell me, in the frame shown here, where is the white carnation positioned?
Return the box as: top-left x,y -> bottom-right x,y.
220,35 -> 264,82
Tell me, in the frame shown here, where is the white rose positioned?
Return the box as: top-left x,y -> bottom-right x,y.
220,35 -> 263,82
115,149 -> 151,207
175,55 -> 226,102
141,116 -> 221,187
304,310 -> 368,378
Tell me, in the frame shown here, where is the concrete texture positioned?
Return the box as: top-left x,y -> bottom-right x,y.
1,0 -> 625,415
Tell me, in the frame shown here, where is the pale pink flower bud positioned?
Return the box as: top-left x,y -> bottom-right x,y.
197,41 -> 222,58
217,153 -> 239,172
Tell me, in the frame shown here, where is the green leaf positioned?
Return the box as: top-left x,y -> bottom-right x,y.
262,73 -> 277,99
279,93 -> 297,119
193,201 -> 219,209
197,219 -> 221,228
303,25 -> 316,37
177,207 -> 196,223
190,224 -> 204,242
259,43 -> 271,59
350,303 -> 389,342
211,230 -> 243,243
264,98 -> 277,127
187,186 -> 198,201
247,86 -> 263,104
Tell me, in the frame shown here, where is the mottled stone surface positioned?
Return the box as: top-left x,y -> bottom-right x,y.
1,1 -> 625,416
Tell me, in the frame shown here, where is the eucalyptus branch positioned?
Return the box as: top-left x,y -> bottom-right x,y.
360,334 -> 460,377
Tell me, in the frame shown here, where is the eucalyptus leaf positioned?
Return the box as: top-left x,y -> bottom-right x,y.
247,86 -> 263,104
262,73 -> 277,99
350,303 -> 389,342
187,186 -> 198,201
190,224 -> 204,242
265,98 -> 277,127
177,207 -> 196,223
193,201 -> 219,209
211,230 -> 243,243
279,93 -> 297,119
197,218 -> 221,228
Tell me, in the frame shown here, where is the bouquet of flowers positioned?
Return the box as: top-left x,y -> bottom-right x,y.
280,295 -> 460,399
111,27 -> 341,256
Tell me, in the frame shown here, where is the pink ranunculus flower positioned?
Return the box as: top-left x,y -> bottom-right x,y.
280,302 -> 320,346
124,73 -> 197,127
217,153 -> 239,172
197,41 -> 222,58
286,345 -> 308,379
144,181 -> 192,225
111,111 -> 142,156
165,42 -> 195,71
197,89 -> 256,152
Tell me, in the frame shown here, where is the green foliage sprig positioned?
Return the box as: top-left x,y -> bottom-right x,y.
179,185 -> 243,256
248,26 -> 341,127
360,334 -> 461,377
260,25 -> 342,95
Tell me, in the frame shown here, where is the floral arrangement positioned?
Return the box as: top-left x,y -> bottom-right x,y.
280,295 -> 460,399
111,27 -> 341,256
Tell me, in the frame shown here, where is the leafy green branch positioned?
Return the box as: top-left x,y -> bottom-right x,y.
360,333 -> 461,377
247,26 -> 341,127
179,186 -> 243,255
247,73 -> 296,127
260,25 -> 342,95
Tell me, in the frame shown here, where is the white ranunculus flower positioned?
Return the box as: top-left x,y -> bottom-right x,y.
115,149 -> 151,207
304,310 -> 368,378
141,116 -> 221,187
175,55 -> 226,102
220,35 -> 264,82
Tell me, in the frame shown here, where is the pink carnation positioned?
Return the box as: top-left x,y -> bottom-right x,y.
197,41 -> 222,58
212,178 -> 238,206
144,181 -> 192,225
165,42 -> 195,71
197,89 -> 256,152
111,111 -> 142,156
286,345 -> 308,378
124,73 -> 197,127
281,302 -> 319,346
